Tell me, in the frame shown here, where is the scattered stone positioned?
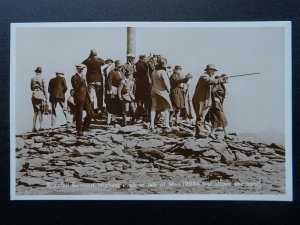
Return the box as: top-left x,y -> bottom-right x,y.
131,129 -> 149,137
18,177 -> 47,187
30,143 -> 43,149
118,125 -> 142,134
138,148 -> 165,161
60,137 -> 77,146
136,139 -> 164,148
111,134 -> 125,144
228,143 -> 256,153
33,136 -> 47,143
206,171 -> 233,181
16,137 -> 25,150
234,151 -> 250,160
24,139 -> 34,146
153,161 -> 176,170
268,143 -> 285,150
202,149 -> 220,158
227,160 -> 264,168
125,140 -> 137,149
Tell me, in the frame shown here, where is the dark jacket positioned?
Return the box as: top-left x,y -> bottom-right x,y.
71,73 -> 90,104
82,57 -> 105,83
48,76 -> 67,103
170,73 -> 189,108
107,69 -> 124,93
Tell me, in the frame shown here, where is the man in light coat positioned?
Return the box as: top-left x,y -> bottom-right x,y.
192,64 -> 228,138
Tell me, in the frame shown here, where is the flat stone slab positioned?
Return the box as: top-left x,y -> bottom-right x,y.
18,177 -> 47,187
118,125 -> 143,134
136,139 -> 164,148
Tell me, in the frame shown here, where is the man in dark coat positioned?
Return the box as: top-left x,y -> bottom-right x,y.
48,72 -> 68,127
71,64 -> 94,136
82,49 -> 105,116
169,65 -> 192,125
135,54 -> 151,117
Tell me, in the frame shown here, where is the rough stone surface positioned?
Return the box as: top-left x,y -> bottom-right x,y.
136,139 -> 164,149
14,123 -> 285,195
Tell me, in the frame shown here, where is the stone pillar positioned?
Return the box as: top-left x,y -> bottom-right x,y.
127,27 -> 136,56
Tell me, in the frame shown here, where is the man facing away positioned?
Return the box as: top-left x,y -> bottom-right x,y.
82,49 -> 105,116
169,65 -> 193,125
192,64 -> 228,138
48,72 -> 68,127
71,64 -> 94,136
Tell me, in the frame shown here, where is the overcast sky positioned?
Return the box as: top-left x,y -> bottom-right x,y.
12,23 -> 288,141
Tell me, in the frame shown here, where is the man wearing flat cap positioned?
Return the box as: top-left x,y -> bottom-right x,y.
82,49 -> 105,117
170,65 -> 193,125
48,72 -> 68,127
71,64 -> 94,136
192,64 -> 228,138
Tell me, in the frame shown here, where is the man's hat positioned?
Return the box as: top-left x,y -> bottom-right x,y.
139,54 -> 146,59
90,49 -> 97,56
34,67 -> 42,73
205,64 -> 218,71
159,58 -> 169,68
56,72 -> 64,75
115,60 -> 123,67
75,64 -> 86,69
174,65 -> 182,70
127,53 -> 135,58
105,58 -> 113,64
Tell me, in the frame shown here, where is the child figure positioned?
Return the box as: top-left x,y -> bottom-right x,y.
118,69 -> 136,126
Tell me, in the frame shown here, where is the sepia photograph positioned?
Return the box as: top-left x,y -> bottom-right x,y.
10,22 -> 292,200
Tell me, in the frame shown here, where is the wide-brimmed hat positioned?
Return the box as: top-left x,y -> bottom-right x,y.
174,65 -> 182,70
114,60 -> 123,67
34,67 -> 42,73
105,58 -> 113,64
56,72 -> 64,75
75,64 -> 86,69
139,54 -> 146,59
205,64 -> 218,71
127,53 -> 135,58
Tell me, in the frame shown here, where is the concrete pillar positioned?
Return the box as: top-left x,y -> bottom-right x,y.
127,27 -> 136,56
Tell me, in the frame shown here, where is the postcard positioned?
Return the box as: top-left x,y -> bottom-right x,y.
10,22 -> 292,200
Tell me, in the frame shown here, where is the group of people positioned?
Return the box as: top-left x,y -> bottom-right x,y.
30,49 -> 230,139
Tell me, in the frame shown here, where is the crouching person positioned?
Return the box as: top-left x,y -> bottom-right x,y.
118,69 -> 136,126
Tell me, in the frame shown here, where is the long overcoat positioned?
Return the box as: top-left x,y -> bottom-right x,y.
192,72 -> 221,117
170,73 -> 189,109
48,76 -> 67,103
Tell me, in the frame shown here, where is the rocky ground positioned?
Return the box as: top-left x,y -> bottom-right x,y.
15,118 -> 286,196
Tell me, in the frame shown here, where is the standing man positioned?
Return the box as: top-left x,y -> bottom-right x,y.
48,72 -> 68,127
192,64 -> 228,138
71,64 -> 94,136
169,65 -> 193,125
82,49 -> 105,116
150,58 -> 173,130
135,54 -> 151,116
123,54 -> 136,76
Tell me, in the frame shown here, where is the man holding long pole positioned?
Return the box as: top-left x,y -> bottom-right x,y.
192,64 -> 228,138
